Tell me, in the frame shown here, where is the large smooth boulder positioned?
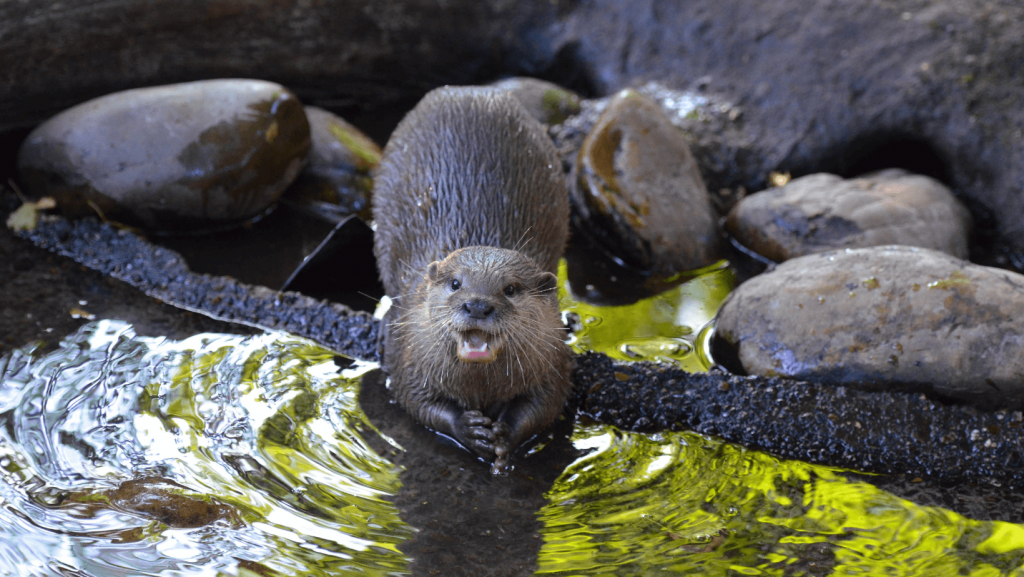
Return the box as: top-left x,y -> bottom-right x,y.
714,245 -> 1024,409
17,79 -> 310,232
727,170 -> 973,261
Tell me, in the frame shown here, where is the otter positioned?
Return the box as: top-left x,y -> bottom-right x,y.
372,86 -> 572,473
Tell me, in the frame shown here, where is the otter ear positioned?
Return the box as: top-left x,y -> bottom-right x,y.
427,261 -> 440,282
535,271 -> 558,294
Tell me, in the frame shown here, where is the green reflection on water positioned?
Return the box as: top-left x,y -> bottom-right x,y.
536,424 -> 1024,576
557,260 -> 735,372
548,263 -> 1024,576
0,321 -> 411,576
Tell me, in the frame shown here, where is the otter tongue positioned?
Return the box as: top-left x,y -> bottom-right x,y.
459,332 -> 495,363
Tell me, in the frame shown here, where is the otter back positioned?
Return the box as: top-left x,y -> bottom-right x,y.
372,86 -> 569,297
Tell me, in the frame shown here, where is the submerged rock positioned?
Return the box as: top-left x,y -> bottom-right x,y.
713,245 -> 1024,409
60,477 -> 242,529
570,90 -> 721,281
282,106 -> 381,221
490,77 -> 582,125
727,170 -> 973,261
17,79 -> 310,233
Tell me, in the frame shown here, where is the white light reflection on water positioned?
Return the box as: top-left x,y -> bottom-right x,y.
0,320 -> 411,577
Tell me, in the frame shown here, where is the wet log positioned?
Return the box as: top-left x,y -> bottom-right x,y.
15,208 -> 1024,491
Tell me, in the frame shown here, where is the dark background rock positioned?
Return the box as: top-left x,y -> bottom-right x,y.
2,0 -> 1024,265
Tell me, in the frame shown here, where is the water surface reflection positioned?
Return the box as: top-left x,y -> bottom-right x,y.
0,320 -> 409,576
2,321 -> 1024,576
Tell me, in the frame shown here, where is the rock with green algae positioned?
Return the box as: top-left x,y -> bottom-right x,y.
570,90 -> 721,280
282,106 -> 382,221
490,76 -> 582,126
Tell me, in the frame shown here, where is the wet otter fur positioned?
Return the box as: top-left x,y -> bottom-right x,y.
372,86 -> 572,472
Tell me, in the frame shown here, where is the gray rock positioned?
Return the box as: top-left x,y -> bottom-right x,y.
714,245 -> 1024,409
570,90 -> 721,278
17,79 -> 310,232
490,77 -> 582,125
727,170 -> 973,261
282,106 -> 381,221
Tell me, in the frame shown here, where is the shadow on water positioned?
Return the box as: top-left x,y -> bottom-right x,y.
358,369 -> 581,576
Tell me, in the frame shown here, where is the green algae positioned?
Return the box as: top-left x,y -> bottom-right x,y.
328,121 -> 383,170
928,270 -> 971,290
541,87 -> 582,126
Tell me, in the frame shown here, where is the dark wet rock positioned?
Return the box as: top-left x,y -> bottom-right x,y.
490,77 -> 582,125
282,106 -> 381,221
569,90 -> 721,283
552,85 -> 749,304
714,245 -> 1024,409
727,170 -> 973,261
17,79 -> 310,232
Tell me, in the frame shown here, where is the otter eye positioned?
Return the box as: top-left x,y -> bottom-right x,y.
504,284 -> 516,297
450,279 -> 461,291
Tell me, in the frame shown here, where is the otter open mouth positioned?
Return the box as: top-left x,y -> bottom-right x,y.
457,330 -> 499,364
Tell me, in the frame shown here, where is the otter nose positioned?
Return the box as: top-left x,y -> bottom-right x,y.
463,299 -> 495,320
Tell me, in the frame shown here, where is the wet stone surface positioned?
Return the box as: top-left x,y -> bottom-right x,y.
64,478 -> 242,529
714,245 -> 1024,409
282,106 -> 381,221
727,169 -> 973,262
490,77 -> 582,126
552,84 -> 751,304
17,79 -> 310,233
570,90 -> 721,278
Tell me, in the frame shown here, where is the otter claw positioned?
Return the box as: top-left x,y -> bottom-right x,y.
491,421 -> 511,437
461,411 -> 492,427
466,426 -> 496,442
490,454 -> 510,475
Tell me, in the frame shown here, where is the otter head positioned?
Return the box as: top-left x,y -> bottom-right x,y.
425,246 -> 559,365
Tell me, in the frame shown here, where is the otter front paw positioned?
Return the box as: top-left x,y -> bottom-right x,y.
454,410 -> 500,458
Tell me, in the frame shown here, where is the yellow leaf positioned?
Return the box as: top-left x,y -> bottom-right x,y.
6,202 -> 39,232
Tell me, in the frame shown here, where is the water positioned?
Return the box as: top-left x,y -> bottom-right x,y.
2,313 -> 1024,574
0,320 -> 410,576
538,424 -> 1024,575
559,260 -> 735,371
